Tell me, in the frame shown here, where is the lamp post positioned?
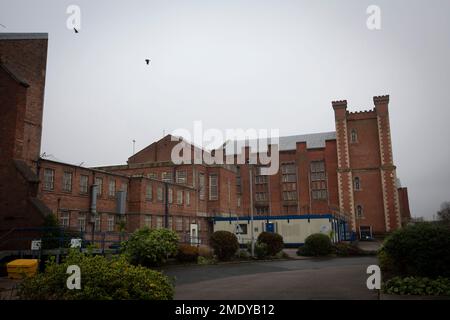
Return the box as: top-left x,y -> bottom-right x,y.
249,164 -> 255,258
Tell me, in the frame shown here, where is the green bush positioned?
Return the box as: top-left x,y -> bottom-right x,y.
210,231 -> 239,261
197,256 -> 217,265
380,222 -> 450,278
247,242 -> 269,259
257,232 -> 284,256
121,227 -> 179,267
300,233 -> 332,256
176,244 -> 199,263
383,276 -> 450,296
18,250 -> 174,300
333,242 -> 363,257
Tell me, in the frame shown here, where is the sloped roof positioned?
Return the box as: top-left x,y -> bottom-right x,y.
223,131 -> 336,154
0,33 -> 48,40
29,197 -> 53,217
14,159 -> 39,183
0,61 -> 29,87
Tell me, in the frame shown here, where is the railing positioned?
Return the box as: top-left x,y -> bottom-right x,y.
0,227 -> 130,252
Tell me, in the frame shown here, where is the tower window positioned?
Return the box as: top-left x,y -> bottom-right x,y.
356,205 -> 363,218
351,129 -> 358,143
354,177 -> 361,190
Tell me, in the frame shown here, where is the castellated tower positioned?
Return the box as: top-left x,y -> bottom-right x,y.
332,95 -> 401,234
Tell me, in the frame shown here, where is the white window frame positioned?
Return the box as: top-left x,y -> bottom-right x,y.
62,171 -> 72,192
80,174 -> 89,194
209,174 -> 218,201
43,168 -> 55,190
107,215 -> 115,232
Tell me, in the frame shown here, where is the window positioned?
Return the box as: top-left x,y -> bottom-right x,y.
60,211 -> 70,228
356,205 -> 363,218
354,177 -> 361,191
310,161 -> 326,181
184,218 -> 190,231
147,172 -> 157,179
282,191 -> 297,201
176,217 -> 183,231
168,188 -> 173,203
281,163 -> 297,183
156,216 -> 163,229
237,196 -> 241,208
256,192 -> 268,201
121,183 -> 127,193
80,175 -> 89,194
108,179 -> 116,197
351,129 -> 358,143
209,174 -> 218,200
107,215 -> 115,232
62,172 -> 72,192
144,215 -> 152,228
162,172 -> 173,182
78,213 -> 86,232
176,171 -> 187,184
177,190 -> 183,205
168,217 -> 173,229
310,161 -> 327,200
95,177 -> 103,196
185,191 -> 190,206
255,167 -> 268,184
94,215 -> 101,232
157,186 -> 163,201
146,183 -> 152,201
43,168 -> 55,190
256,207 -> 269,215
199,173 -> 205,200
236,224 -> 248,234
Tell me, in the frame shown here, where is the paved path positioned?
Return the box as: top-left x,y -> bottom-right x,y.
162,257 -> 379,300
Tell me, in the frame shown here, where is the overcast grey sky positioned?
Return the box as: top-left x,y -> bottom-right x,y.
1,0 -> 449,220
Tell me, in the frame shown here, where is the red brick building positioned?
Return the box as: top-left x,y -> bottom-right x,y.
0,33 -> 410,249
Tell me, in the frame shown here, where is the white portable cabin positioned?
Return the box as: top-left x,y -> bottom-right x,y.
213,214 -> 349,247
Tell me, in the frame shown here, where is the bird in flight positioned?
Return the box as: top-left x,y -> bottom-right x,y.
0,23 -> 6,29
145,59 -> 150,65
74,27 -> 79,33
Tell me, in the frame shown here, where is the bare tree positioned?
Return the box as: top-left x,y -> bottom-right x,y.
437,201 -> 450,223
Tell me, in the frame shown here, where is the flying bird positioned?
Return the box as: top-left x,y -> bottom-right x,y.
73,27 -> 79,33
0,23 -> 6,29
145,59 -> 150,65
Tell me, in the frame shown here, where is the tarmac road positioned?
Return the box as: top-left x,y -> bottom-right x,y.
162,256 -> 379,300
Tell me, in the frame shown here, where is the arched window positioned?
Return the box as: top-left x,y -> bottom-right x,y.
351,129 -> 358,143
356,205 -> 363,218
354,177 -> 361,190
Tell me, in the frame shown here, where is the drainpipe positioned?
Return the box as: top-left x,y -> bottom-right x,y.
164,182 -> 169,228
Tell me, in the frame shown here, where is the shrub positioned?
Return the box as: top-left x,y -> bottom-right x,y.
176,244 -> 199,263
301,233 -> 332,256
18,250 -> 174,300
210,231 -> 239,261
257,232 -> 284,256
333,242 -> 364,257
254,242 -> 268,259
197,256 -> 217,265
237,249 -> 250,260
383,276 -> 450,296
198,245 -> 214,258
121,227 -> 179,267
380,222 -> 450,278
